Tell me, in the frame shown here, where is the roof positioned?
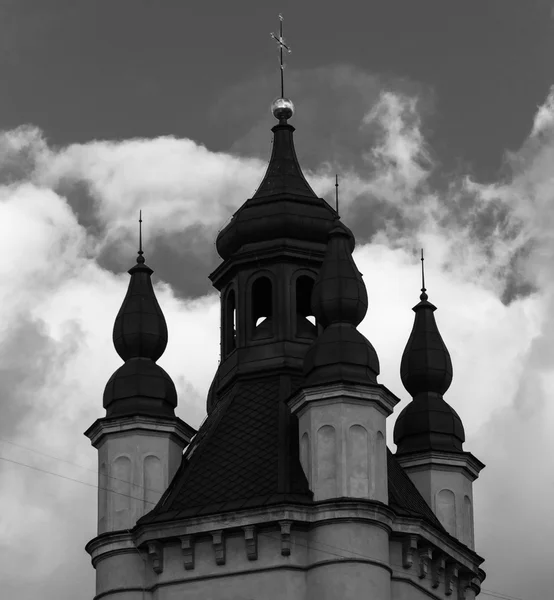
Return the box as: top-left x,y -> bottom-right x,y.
139,376 -> 446,532
214,121 -> 340,260
140,375 -> 313,524
387,448 -> 445,531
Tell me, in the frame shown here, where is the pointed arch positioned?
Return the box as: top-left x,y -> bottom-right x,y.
143,454 -> 163,509
250,275 -> 274,339
347,425 -> 369,497
295,273 -> 317,338
436,489 -> 457,536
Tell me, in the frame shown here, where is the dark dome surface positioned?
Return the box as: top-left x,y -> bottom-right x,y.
400,296 -> 453,398
113,260 -> 168,362
215,121 -> 349,259
312,226 -> 367,328
304,323 -> 379,387
393,393 -> 465,454
103,357 -> 177,418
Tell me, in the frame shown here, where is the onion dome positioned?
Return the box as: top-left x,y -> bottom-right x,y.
216,103 -> 345,260
394,287 -> 465,454
104,246 -> 177,419
112,253 -> 168,362
304,225 -> 380,386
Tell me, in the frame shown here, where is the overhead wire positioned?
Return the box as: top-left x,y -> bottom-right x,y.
0,448 -> 524,600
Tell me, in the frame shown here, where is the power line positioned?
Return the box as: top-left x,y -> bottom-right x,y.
0,455 -> 158,506
0,436 -> 166,494
0,449 -> 523,600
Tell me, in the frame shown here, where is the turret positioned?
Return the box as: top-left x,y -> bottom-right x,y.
289,225 -> 399,503
85,219 -> 195,535
207,98 -> 346,411
393,257 -> 484,548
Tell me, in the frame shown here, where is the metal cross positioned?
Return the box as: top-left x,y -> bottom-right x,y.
420,248 -> 426,294
138,210 -> 143,259
270,14 -> 291,98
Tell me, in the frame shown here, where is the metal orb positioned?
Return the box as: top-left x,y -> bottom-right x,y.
271,97 -> 294,121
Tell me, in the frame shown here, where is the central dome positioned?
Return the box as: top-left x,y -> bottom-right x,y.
216,119 -> 346,259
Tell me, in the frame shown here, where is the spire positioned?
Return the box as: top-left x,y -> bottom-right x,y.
399,256 -> 452,398
252,14 -> 316,200
104,214 -> 176,418
304,224 -> 380,386
394,255 -> 464,454
251,103 -> 318,200
112,213 -> 168,362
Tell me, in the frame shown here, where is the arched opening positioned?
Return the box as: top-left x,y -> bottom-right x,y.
252,276 -> 273,339
296,275 -> 317,338
224,289 -> 237,355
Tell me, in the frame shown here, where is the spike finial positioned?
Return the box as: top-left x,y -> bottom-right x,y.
138,210 -> 144,264
335,174 -> 339,216
420,248 -> 427,301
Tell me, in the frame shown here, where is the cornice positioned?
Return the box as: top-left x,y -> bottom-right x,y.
395,450 -> 485,481
288,382 -> 401,418
85,414 -> 196,448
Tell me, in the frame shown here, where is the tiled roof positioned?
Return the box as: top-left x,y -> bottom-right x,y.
140,381 -> 444,533
140,375 -> 312,524
387,449 -> 445,531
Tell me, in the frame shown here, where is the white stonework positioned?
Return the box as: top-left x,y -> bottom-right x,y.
395,450 -> 485,549
86,502 -> 484,600
85,415 -> 194,534
289,383 -> 399,503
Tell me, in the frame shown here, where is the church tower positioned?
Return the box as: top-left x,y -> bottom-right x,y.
393,264 -> 485,548
84,230 -> 195,591
85,20 -> 486,598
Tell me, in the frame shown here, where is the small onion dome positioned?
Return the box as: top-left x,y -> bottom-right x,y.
216,119 -> 344,260
304,225 -> 379,387
103,357 -> 177,418
400,292 -> 453,398
113,256 -> 168,362
311,226 -> 367,328
393,393 -> 465,454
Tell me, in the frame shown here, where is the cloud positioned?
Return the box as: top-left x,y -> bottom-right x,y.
1,69 -> 554,600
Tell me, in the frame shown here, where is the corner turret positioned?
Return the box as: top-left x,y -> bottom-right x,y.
393,255 -> 484,548
85,217 -> 195,536
289,223 -> 398,503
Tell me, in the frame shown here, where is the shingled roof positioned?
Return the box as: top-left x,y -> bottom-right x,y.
139,378 -> 445,533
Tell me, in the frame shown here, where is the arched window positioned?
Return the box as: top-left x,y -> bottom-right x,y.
224,289 -> 237,355
296,275 -> 317,337
251,277 -> 273,339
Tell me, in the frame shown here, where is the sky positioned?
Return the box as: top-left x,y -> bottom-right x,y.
0,2 -> 553,599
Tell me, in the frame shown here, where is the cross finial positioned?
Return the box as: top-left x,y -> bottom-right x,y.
137,210 -> 145,264
420,248 -> 428,300
335,174 -> 340,216
270,14 -> 291,98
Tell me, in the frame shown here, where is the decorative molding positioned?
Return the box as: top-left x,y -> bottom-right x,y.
279,520 -> 292,556
212,530 -> 226,566
418,546 -> 433,579
85,414 -> 196,448
147,542 -> 163,574
401,535 -> 418,568
289,383 -> 400,418
445,562 -> 459,596
432,554 -> 445,589
180,535 -> 194,571
458,576 -> 479,600
243,526 -> 258,561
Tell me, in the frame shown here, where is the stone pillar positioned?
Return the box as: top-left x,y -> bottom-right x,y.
289,383 -> 398,503
86,414 -> 194,534
395,450 -> 484,548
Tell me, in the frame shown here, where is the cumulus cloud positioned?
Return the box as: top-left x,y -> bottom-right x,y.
1,70 -> 554,600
